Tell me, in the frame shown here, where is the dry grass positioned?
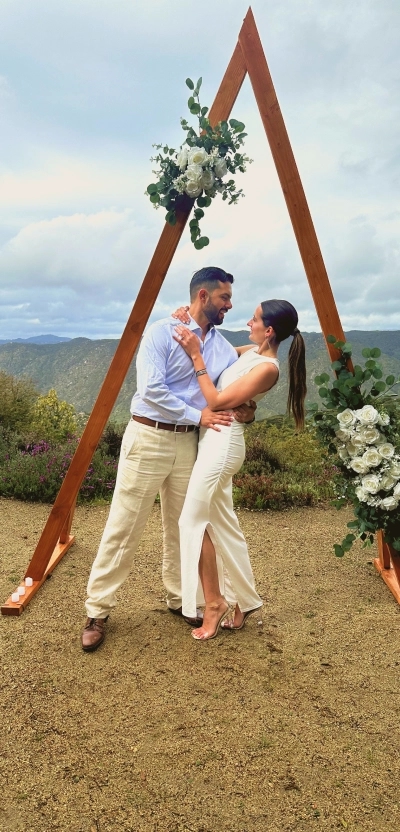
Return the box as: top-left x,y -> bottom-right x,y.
1,498 -> 400,832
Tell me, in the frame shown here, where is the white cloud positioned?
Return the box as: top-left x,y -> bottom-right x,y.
0,0 -> 399,338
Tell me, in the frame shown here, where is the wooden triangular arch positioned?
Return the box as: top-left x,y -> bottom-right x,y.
3,7 -> 398,614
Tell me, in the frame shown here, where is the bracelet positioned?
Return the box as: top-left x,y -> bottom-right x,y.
195,369 -> 207,377
244,416 -> 256,424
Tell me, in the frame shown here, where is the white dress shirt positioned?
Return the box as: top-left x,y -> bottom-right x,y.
130,316 -> 238,425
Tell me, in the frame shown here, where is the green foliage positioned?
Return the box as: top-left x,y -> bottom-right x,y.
310,337 -> 400,555
232,418 -> 337,510
30,388 -> 77,442
0,431 -> 119,504
0,370 -> 39,432
146,76 -> 251,247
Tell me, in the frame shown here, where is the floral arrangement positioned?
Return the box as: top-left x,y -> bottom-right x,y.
310,336 -> 400,557
146,77 -> 251,249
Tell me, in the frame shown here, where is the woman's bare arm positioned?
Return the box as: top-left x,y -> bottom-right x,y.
173,326 -> 278,410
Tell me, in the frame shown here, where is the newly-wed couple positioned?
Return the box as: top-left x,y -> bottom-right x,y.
81,266 -> 306,650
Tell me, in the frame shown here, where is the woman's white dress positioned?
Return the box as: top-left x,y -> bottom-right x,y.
179,348 -> 279,619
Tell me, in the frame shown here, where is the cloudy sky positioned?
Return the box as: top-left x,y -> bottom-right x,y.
1,0 -> 399,340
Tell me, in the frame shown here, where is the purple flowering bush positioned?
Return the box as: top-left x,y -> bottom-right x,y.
0,431 -> 119,504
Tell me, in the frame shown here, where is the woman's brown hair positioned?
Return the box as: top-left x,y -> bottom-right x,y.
260,299 -> 307,429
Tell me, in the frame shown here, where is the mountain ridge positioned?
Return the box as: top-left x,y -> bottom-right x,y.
0,330 -> 399,422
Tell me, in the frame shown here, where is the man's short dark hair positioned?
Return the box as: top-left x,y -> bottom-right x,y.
189,266 -> 234,300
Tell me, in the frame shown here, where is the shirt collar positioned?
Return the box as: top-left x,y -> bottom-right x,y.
188,316 -> 215,340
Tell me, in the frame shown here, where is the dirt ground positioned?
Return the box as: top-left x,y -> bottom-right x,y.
0,497 -> 400,832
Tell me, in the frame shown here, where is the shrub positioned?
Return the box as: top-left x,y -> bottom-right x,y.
30,389 -> 78,442
232,417 -> 338,510
0,434 -> 118,503
0,371 -> 39,433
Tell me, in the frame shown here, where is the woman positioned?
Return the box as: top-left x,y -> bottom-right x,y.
173,299 -> 307,640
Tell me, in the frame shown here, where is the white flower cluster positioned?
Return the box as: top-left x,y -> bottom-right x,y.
335,405 -> 400,510
173,145 -> 228,199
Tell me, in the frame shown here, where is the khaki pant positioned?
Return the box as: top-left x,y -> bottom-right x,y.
85,419 -> 198,619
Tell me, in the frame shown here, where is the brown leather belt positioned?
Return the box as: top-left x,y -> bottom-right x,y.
132,415 -> 198,433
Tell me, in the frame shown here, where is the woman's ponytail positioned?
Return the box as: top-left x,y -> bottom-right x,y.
287,331 -> 307,429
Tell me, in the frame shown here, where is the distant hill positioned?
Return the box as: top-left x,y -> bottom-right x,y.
0,330 -> 399,423
0,334 -> 71,345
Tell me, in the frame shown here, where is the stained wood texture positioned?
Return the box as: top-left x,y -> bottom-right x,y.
1,535 -> 75,616
238,8 -> 347,363
0,36 -> 248,612
373,531 -> 400,605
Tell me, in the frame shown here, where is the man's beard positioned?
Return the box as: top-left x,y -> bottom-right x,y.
203,302 -> 226,327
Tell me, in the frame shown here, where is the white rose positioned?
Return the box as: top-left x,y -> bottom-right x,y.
337,446 -> 349,461
177,147 -> 189,170
362,448 -> 381,468
390,460 -> 400,477
335,428 -> 353,442
185,180 -> 203,199
349,457 -> 369,474
214,157 -> 228,178
337,409 -> 357,428
188,146 -> 209,166
201,169 -> 215,190
393,482 -> 400,498
377,443 -> 395,459
186,163 -> 203,183
358,426 -> 381,445
380,496 -> 398,511
380,474 -> 397,491
377,412 -> 390,426
355,486 -> 369,502
346,442 -> 359,458
352,434 -> 366,450
361,473 -> 381,494
355,405 -> 380,425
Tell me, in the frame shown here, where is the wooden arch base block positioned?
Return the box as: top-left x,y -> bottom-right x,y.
373,530 -> 400,605
1,534 -> 74,616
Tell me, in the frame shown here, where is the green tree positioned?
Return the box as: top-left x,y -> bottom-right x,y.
31,388 -> 77,441
0,370 -> 39,432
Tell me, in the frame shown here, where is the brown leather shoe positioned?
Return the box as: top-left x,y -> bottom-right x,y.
81,616 -> 108,652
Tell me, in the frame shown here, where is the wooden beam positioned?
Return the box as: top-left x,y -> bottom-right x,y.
1,535 -> 75,616
373,531 -> 400,605
238,8 -> 346,363
1,35 -> 250,614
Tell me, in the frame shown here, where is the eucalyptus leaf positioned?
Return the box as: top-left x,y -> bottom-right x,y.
147,184 -> 158,194
334,545 -> 345,558
186,78 -> 194,90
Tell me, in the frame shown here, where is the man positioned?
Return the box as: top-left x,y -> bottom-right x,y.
81,266 -> 255,651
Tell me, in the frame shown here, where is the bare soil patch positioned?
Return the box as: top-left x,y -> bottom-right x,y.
1,498 -> 399,832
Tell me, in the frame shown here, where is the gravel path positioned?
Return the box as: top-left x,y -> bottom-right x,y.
1,498 -> 399,832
